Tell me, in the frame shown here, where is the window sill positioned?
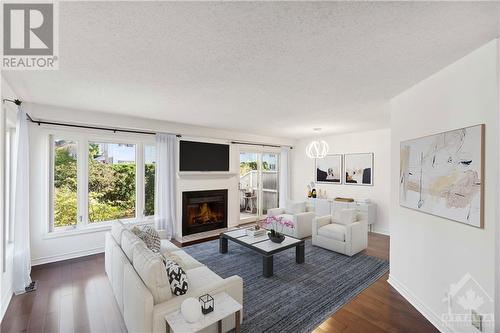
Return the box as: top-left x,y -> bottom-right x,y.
44,218 -> 155,240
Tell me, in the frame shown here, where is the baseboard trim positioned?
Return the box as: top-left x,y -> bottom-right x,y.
1,287 -> 13,321
388,274 -> 452,333
31,246 -> 104,266
370,229 -> 390,236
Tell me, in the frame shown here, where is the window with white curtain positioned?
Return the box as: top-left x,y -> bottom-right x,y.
49,131 -> 155,232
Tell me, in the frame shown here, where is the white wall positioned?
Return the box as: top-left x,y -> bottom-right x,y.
291,128 -> 391,235
23,102 -> 293,265
389,40 -> 498,332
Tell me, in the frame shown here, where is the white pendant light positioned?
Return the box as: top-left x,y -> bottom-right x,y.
306,128 -> 329,159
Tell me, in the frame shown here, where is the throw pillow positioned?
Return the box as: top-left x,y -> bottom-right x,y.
164,259 -> 189,296
142,226 -> 161,253
338,209 -> 357,225
131,226 -> 143,237
163,252 -> 187,271
131,226 -> 161,253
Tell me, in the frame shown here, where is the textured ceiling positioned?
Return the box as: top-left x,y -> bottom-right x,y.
2,1 -> 499,138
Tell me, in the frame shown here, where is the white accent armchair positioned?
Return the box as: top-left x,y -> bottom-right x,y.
312,209 -> 368,256
267,201 -> 315,239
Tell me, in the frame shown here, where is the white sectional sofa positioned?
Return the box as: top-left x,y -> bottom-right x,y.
105,221 -> 243,333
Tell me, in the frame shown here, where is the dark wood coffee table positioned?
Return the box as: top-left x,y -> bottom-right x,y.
219,229 -> 305,277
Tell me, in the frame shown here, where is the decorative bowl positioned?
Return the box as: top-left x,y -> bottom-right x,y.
268,232 -> 285,243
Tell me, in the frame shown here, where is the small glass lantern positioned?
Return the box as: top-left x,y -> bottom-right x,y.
199,294 -> 214,314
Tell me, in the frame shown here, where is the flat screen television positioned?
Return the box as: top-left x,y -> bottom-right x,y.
179,140 -> 230,172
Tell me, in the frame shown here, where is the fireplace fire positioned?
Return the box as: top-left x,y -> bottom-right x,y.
182,189 -> 228,236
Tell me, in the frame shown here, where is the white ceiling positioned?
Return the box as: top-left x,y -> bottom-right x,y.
3,1 -> 499,139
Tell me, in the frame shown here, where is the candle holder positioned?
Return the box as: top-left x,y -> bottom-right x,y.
199,294 -> 214,314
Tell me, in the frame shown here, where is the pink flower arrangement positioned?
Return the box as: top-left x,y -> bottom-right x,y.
263,215 -> 294,237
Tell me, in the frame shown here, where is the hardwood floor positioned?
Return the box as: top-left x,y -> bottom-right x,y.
1,233 -> 438,333
1,255 -> 126,333
313,233 -> 438,333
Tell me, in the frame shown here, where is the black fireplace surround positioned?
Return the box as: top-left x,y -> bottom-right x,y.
182,189 -> 228,236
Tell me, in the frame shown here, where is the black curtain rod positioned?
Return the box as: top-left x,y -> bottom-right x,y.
231,141 -> 292,149
3,98 -> 181,136
4,99 -> 290,146
2,98 -> 22,106
28,116 -> 183,137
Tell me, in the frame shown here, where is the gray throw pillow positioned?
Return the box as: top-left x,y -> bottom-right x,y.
131,225 -> 161,253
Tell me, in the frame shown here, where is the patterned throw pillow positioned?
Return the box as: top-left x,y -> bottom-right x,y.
131,225 -> 161,253
164,259 -> 189,296
142,226 -> 161,253
163,252 -> 187,270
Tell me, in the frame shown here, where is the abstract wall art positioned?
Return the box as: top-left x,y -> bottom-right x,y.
344,153 -> 373,186
399,124 -> 484,228
316,154 -> 342,184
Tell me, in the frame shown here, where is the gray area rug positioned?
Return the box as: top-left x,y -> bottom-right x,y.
183,239 -> 389,333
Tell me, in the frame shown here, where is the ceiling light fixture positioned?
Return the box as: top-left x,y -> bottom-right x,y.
306,128 -> 329,159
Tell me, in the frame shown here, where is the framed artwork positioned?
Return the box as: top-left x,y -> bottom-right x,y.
315,154 -> 342,184
399,124 -> 484,228
344,153 -> 373,186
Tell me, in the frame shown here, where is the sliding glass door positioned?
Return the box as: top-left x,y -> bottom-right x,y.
261,153 -> 279,215
239,151 -> 279,223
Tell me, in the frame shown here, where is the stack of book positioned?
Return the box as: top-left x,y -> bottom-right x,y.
246,228 -> 266,237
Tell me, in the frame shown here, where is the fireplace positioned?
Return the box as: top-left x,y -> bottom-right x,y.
182,189 -> 228,236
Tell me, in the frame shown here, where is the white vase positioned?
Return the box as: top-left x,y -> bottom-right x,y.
181,297 -> 202,323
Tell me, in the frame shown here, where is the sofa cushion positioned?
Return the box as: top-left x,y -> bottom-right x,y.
337,209 -> 357,225
121,229 -> 142,263
285,201 -> 306,214
133,243 -> 172,304
160,239 -> 179,253
112,244 -> 130,312
166,250 -> 204,270
318,224 -> 346,242
186,266 -> 222,291
111,220 -> 126,244
165,259 -> 189,296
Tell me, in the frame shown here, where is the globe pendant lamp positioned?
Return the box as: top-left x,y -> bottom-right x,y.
306,128 -> 329,159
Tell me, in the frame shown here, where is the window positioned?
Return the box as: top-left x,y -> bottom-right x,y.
49,132 -> 155,232
144,144 -> 156,216
88,142 -> 136,223
52,138 -> 79,228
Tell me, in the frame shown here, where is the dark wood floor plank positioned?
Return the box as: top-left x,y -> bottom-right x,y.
1,232 -> 438,333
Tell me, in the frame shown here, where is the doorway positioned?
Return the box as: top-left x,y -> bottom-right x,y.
239,151 -> 279,223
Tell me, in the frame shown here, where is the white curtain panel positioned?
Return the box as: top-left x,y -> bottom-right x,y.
154,133 -> 177,238
279,147 -> 291,208
12,105 -> 32,294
